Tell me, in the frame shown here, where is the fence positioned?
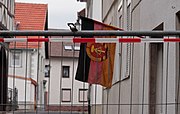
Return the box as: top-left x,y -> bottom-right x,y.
7,88 -> 18,111
0,30 -> 180,114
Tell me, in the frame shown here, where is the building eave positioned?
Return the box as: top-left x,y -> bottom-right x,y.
77,0 -> 87,2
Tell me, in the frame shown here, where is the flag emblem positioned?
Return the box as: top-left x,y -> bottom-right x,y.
86,43 -> 108,62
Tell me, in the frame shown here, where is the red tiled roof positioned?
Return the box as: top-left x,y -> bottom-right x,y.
15,2 -> 48,30
10,2 -> 48,49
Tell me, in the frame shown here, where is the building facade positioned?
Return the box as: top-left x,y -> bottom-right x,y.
45,32 -> 89,111
81,0 -> 180,114
8,2 -> 48,110
0,0 -> 15,111
0,0 -> 14,30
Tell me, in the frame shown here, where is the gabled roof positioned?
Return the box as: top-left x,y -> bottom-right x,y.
10,2 -> 48,49
15,2 -> 48,30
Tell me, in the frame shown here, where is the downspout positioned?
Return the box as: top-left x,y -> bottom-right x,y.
30,49 -> 37,110
88,84 -> 91,114
30,78 -> 37,110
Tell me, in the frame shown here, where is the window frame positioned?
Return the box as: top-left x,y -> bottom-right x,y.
78,89 -> 88,102
64,45 -> 73,51
45,65 -> 50,78
120,42 -> 131,80
62,66 -> 70,78
74,45 -> 80,51
10,50 -> 22,68
61,88 -> 71,102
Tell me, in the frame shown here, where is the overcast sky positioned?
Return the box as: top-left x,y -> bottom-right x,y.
15,0 -> 85,29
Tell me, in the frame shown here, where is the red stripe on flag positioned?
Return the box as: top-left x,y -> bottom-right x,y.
27,38 -> 49,42
164,38 -> 180,42
73,38 -> 95,43
0,38 -> 4,42
119,38 -> 141,43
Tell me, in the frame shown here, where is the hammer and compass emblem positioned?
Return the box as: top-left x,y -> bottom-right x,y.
86,43 -> 108,62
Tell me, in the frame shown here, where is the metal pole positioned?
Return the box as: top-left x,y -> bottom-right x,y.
88,84 -> 91,114
1,30 -> 180,36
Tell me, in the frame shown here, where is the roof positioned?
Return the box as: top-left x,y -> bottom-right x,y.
78,8 -> 85,17
15,2 -> 48,30
10,2 -> 48,49
77,0 -> 87,2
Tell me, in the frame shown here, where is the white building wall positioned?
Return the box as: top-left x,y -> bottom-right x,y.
8,48 -> 46,110
48,57 -> 88,105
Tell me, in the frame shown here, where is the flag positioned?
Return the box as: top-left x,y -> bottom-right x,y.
75,16 -> 122,88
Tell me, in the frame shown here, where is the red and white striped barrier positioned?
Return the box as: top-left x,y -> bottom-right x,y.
0,38 -> 180,43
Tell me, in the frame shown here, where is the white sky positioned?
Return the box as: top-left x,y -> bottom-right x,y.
15,0 -> 86,29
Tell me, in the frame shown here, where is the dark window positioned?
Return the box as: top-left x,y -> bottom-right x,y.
119,15 -> 122,28
62,66 -> 70,78
45,65 -> 50,77
176,11 -> 180,30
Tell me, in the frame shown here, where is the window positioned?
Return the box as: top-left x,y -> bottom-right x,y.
74,45 -> 80,51
7,0 -> 11,12
79,89 -> 88,102
64,45 -> 73,51
118,0 -> 123,28
62,66 -> 70,78
126,43 -> 131,77
176,11 -> 180,30
45,65 -> 50,77
127,4 -> 131,30
11,0 -> 15,14
10,50 -> 22,67
121,43 -> 131,80
64,45 -> 80,51
119,15 -> 122,28
61,89 -> 71,102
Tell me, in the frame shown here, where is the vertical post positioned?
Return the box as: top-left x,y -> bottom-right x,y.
88,84 -> 91,114
0,47 -> 8,111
